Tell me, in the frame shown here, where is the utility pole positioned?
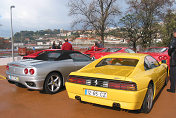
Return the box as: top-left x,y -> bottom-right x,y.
10,5 -> 15,61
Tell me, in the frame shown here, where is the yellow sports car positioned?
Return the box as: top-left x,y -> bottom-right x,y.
65,53 -> 168,113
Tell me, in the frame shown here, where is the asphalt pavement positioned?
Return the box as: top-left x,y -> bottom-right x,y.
0,65 -> 175,118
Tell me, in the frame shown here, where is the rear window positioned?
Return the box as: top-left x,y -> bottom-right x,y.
144,48 -> 167,53
96,58 -> 139,67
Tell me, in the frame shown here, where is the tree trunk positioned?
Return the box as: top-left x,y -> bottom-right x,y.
133,41 -> 136,52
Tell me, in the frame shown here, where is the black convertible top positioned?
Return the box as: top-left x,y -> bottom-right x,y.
35,50 -> 81,61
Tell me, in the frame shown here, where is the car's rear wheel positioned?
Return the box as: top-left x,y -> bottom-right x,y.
140,83 -> 154,113
44,72 -> 62,94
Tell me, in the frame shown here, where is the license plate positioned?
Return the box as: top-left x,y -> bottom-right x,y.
85,89 -> 107,98
9,75 -> 19,81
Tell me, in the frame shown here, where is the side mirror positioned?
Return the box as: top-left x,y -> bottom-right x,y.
161,60 -> 166,64
91,56 -> 95,61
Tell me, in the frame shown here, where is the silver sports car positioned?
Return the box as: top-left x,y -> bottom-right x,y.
6,50 -> 92,94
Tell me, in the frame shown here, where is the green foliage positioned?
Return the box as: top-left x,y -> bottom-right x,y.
13,29 -> 61,43
159,10 -> 176,46
127,0 -> 174,48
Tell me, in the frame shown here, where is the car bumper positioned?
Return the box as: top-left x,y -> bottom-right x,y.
66,82 -> 147,110
6,72 -> 45,90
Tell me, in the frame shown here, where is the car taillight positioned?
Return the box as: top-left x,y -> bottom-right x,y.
68,77 -> 86,85
158,56 -> 163,60
29,69 -> 35,75
163,56 -> 168,60
24,68 -> 28,74
6,65 -> 9,71
159,56 -> 168,60
108,82 -> 137,91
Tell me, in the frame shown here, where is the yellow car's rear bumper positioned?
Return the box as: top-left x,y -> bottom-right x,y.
66,82 -> 148,110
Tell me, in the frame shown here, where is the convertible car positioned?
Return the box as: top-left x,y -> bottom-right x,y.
65,53 -> 168,113
6,50 -> 92,94
90,47 -> 135,59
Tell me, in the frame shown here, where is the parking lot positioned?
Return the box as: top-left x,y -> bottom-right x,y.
0,65 -> 175,118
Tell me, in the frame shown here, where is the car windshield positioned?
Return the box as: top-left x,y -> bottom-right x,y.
100,48 -> 108,52
144,48 -> 167,53
34,51 -> 61,61
100,48 -> 121,52
96,58 -> 139,67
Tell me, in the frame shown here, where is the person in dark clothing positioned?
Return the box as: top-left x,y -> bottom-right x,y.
52,41 -> 56,49
97,41 -> 104,48
57,41 -> 62,49
62,39 -> 73,50
167,29 -> 176,93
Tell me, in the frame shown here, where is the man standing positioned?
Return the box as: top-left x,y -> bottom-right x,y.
52,41 -> 56,49
62,39 -> 73,50
167,29 -> 176,93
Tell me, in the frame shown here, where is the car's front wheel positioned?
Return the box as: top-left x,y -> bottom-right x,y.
44,72 -> 62,94
140,83 -> 154,113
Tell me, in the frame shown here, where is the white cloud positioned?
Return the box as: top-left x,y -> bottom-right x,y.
0,0 -> 128,37
0,0 -> 71,37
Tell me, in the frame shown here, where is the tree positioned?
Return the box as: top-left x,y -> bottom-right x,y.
127,0 -> 174,47
119,14 -> 141,51
68,0 -> 121,46
159,10 -> 176,46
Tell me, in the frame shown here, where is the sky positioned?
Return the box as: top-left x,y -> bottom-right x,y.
0,0 -> 128,37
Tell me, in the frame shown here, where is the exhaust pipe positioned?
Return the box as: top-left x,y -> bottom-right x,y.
113,103 -> 120,110
75,96 -> 81,101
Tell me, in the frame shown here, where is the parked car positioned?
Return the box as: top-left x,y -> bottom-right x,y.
23,49 -> 60,59
91,47 -> 135,59
140,47 -> 170,67
66,53 -> 168,113
6,50 -> 92,94
83,48 -> 106,57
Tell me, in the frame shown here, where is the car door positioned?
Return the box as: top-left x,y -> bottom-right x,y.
69,53 -> 92,70
144,55 -> 163,94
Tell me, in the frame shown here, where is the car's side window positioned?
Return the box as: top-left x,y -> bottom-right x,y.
144,58 -> 151,70
70,53 -> 91,62
144,56 -> 159,70
125,49 -> 135,53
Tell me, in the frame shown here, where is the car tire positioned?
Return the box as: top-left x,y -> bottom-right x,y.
140,83 -> 154,113
44,72 -> 63,94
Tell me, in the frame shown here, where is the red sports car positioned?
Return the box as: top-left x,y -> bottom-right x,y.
83,48 -> 106,57
23,49 -> 61,59
90,47 -> 135,59
140,47 -> 170,67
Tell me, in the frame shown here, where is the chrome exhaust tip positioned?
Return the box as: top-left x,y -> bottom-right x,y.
75,96 -> 81,101
113,103 -> 120,110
